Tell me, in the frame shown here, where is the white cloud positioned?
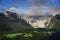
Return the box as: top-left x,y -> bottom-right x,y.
54,7 -> 60,14
27,0 -> 55,6
25,0 -> 60,16
8,7 -> 16,10
23,6 -> 58,16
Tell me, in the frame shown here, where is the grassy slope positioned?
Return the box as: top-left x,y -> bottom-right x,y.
9,22 -> 27,32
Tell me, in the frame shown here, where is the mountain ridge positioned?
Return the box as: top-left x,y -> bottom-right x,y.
0,11 -> 33,33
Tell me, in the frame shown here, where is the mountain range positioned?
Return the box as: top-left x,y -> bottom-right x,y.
21,15 -> 53,28
0,11 -> 60,32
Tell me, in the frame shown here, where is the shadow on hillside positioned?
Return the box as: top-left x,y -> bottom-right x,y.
0,13 -> 12,34
46,32 -> 60,40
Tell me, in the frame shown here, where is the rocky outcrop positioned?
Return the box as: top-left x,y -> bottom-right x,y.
21,15 -> 53,28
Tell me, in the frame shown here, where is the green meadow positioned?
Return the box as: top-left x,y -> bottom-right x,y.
0,30 -> 55,40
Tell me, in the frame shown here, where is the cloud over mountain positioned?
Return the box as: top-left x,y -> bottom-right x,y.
21,0 -> 60,16
27,0 -> 55,6
0,7 -> 16,11
23,6 -> 58,16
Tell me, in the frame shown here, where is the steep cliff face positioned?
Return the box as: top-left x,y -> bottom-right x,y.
48,14 -> 60,32
21,15 -> 53,28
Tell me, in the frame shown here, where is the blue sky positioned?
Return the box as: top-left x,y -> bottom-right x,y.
0,0 -> 31,9
0,0 -> 60,15
0,0 -> 31,12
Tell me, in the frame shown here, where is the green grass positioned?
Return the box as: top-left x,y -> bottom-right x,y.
1,31 -> 54,39
2,33 -> 33,38
9,22 -> 27,32
47,31 -> 53,35
3,33 -> 24,38
24,33 -> 32,37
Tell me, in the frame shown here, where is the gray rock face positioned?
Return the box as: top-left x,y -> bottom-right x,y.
21,15 -> 53,28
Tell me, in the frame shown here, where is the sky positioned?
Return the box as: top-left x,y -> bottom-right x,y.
0,0 -> 60,16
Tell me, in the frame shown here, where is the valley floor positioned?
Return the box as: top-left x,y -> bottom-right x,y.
0,29 -> 55,40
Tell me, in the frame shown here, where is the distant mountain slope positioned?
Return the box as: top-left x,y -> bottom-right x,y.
0,11 -> 33,33
48,14 -> 60,32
